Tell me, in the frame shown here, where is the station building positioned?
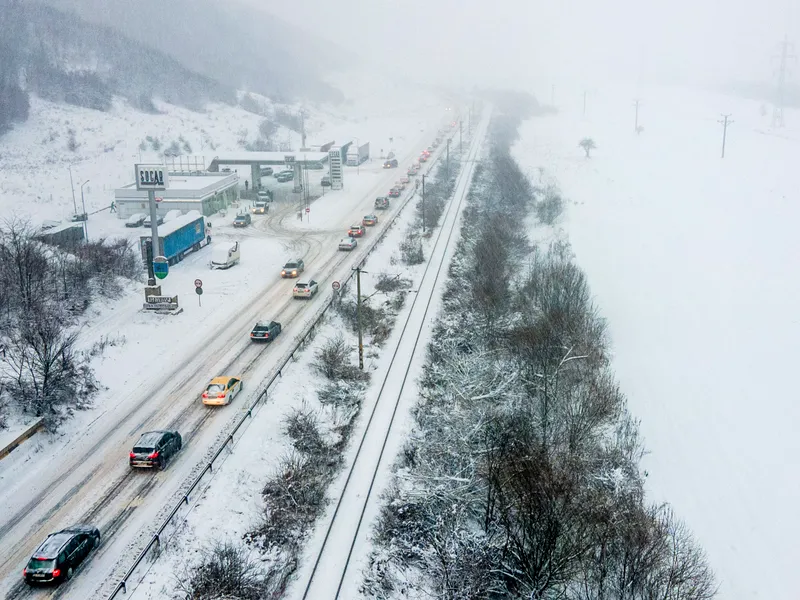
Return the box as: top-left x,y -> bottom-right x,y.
114,171 -> 240,220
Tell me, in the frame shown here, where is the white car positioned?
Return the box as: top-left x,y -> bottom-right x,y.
125,213 -> 146,227
293,280 -> 318,299
339,237 -> 358,251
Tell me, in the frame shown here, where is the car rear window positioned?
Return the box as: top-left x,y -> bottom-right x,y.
284,262 -> 298,268
27,558 -> 55,570
206,384 -> 225,394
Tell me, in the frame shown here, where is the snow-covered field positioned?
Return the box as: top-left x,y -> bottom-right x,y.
513,83 -> 799,599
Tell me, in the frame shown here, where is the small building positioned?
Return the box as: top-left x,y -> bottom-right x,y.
114,172 -> 239,220
35,222 -> 85,248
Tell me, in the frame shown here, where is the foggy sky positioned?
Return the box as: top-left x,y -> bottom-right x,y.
236,0 -> 797,92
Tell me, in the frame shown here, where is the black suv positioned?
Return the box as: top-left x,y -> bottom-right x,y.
129,430 -> 182,469
24,525 -> 100,585
250,320 -> 282,342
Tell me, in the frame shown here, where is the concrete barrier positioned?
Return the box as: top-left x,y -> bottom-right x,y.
0,418 -> 45,460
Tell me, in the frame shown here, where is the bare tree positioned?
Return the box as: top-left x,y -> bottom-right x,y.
579,137 -> 597,158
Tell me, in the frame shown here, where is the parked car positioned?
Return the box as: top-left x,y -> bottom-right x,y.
348,224 -> 365,238
202,376 -> 243,406
293,280 -> 318,299
374,197 -> 390,210
129,430 -> 182,469
388,187 -> 401,198
233,213 -> 252,227
125,213 -> 146,228
260,166 -> 274,177
281,259 -> 305,278
143,214 -> 164,227
321,175 -> 332,187
276,172 -> 294,183
71,213 -> 88,222
23,526 -> 101,585
383,158 -> 398,168
251,201 -> 269,215
362,214 -> 378,226
250,321 -> 282,342
339,237 -> 358,251
275,169 -> 293,178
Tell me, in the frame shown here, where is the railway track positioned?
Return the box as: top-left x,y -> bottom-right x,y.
297,109 -> 490,600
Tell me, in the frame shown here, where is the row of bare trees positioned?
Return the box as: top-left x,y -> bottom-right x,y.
0,220 -> 140,429
363,98 -> 716,599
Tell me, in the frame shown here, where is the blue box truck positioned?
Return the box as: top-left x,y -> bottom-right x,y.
140,213 -> 211,265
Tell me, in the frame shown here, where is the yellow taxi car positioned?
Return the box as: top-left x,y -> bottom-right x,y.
201,376 -> 243,406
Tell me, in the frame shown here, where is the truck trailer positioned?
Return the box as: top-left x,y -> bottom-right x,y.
346,142 -> 370,166
140,213 -> 211,266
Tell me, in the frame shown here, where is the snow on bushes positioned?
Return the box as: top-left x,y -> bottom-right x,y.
362,94 -> 716,600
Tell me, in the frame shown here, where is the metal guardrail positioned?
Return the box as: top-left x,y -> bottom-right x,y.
105,145 -> 448,600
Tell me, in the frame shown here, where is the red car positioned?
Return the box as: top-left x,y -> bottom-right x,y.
348,224 -> 365,237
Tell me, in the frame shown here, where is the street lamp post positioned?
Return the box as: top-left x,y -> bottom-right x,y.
68,164 -> 78,214
80,180 -> 90,240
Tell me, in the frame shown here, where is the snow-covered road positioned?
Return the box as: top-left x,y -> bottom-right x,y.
293,106 -> 491,600
0,115 -> 448,600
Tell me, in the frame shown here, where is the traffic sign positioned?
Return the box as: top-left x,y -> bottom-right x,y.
305,207 -> 310,213
195,287 -> 203,295
153,256 -> 169,280
155,196 -> 163,203
194,279 -> 203,288
332,281 -> 341,291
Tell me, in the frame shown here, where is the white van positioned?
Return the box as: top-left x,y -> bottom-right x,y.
210,241 -> 240,270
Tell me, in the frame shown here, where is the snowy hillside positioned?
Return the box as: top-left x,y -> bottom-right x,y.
513,82 -> 800,599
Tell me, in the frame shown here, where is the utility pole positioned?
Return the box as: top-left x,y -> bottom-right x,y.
633,99 -> 641,133
80,180 -> 90,239
446,138 -> 450,180
354,266 -> 366,370
772,36 -> 796,128
421,174 -> 426,233
718,114 -> 733,158
68,164 -> 78,214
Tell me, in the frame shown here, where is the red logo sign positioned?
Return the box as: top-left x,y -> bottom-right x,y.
194,279 -> 203,288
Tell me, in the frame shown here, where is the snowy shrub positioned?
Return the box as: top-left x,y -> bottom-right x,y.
182,540 -> 267,600
399,231 -> 424,265
163,140 -> 181,157
66,128 -> 79,152
535,184 -> 564,225
374,272 -> 412,293
313,334 -> 367,381
334,294 -> 394,345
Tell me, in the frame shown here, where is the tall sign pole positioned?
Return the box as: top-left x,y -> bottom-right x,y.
135,163 -> 169,282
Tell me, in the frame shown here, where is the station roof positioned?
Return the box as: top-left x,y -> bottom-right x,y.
208,151 -> 329,167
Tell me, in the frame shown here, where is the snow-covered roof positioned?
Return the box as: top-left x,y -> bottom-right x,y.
116,173 -> 237,200
152,213 -> 204,237
209,151 -> 328,165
